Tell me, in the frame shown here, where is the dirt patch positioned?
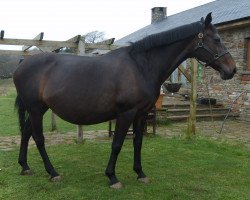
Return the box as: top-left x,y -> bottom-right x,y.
0,120 -> 249,151
0,130 -> 111,151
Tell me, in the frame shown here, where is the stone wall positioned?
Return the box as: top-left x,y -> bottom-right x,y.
192,26 -> 250,121
220,26 -> 250,71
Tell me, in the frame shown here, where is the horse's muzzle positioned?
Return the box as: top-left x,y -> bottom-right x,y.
221,66 -> 237,80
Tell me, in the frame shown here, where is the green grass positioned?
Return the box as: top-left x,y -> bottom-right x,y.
0,136 -> 249,200
0,79 -> 108,136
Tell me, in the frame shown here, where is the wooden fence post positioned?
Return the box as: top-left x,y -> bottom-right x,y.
76,36 -> 85,143
51,111 -> 57,131
77,125 -> 83,142
187,58 -> 198,138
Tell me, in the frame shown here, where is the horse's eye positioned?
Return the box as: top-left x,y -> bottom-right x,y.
214,38 -> 220,43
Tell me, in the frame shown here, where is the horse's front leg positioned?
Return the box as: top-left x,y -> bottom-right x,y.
105,110 -> 136,189
133,115 -> 149,183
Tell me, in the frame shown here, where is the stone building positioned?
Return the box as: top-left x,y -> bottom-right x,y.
116,0 -> 250,121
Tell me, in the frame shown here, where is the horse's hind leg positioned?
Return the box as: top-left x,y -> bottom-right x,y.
19,117 -> 33,175
29,110 -> 60,181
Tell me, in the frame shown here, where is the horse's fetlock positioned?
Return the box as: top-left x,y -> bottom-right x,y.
105,170 -> 113,178
133,166 -> 142,174
18,160 -> 24,166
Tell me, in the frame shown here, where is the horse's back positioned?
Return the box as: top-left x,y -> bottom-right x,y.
13,51 -> 151,124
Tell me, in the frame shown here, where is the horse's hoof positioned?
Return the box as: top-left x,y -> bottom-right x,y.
50,175 -> 62,182
138,177 -> 150,184
110,182 -> 123,189
20,169 -> 33,176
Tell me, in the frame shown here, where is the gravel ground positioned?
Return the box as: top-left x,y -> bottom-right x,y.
0,119 -> 249,151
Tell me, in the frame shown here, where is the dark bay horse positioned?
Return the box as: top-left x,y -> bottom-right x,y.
14,13 -> 236,188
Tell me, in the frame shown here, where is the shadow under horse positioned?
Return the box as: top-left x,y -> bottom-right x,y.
14,13 -> 236,188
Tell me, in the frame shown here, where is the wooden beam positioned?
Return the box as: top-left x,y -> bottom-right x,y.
85,43 -> 120,50
67,35 -> 81,43
0,30 -> 4,39
95,38 -> 115,45
0,37 -> 121,52
50,35 -> 82,53
39,47 -> 55,52
0,38 -> 78,49
0,49 -> 35,56
178,64 -> 191,82
22,32 -> 44,51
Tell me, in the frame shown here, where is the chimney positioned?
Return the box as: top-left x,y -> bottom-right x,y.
151,7 -> 167,24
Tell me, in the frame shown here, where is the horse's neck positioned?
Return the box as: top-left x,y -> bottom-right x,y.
141,38 -> 194,92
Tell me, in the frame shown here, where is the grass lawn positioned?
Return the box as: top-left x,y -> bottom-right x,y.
0,136 -> 249,200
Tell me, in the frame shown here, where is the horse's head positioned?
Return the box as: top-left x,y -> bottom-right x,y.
192,13 -> 236,80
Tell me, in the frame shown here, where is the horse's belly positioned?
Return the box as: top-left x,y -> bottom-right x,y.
77,111 -> 116,125
51,105 -> 116,125
44,88 -> 118,125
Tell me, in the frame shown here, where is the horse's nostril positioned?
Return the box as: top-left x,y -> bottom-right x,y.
233,68 -> 237,74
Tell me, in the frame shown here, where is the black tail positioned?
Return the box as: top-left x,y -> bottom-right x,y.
15,95 -> 30,134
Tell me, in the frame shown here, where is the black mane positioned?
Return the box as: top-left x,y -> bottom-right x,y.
130,20 -> 204,53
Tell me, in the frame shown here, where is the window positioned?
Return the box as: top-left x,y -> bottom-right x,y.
247,39 -> 250,71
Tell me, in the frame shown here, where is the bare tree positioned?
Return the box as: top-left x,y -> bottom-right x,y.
84,31 -> 105,43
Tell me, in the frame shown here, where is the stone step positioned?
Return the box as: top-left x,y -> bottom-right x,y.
237,113 -> 250,122
166,107 -> 230,116
159,95 -> 240,122
166,113 -> 239,122
162,103 -> 225,109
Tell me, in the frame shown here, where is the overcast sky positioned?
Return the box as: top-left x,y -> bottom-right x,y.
1,0 -> 213,42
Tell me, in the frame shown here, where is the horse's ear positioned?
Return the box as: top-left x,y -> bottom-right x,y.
205,12 -> 212,27
201,17 -> 205,23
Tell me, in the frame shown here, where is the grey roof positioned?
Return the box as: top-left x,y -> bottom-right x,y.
116,0 -> 250,46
